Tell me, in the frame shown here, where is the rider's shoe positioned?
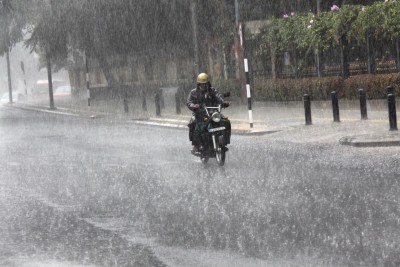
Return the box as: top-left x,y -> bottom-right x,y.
191,145 -> 200,155
223,146 -> 229,152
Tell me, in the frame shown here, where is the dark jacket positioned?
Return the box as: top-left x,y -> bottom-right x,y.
186,86 -> 224,113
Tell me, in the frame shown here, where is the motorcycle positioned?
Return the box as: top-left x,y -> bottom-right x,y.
191,93 -> 231,166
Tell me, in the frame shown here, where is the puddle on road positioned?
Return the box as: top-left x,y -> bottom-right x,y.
14,257 -> 98,267
6,162 -> 21,167
85,216 -> 330,267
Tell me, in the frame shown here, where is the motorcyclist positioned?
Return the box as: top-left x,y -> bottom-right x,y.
186,73 -> 230,154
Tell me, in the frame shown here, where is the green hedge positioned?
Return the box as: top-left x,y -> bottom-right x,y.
213,79 -> 242,100
254,73 -> 400,101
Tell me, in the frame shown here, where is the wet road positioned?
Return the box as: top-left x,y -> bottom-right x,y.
1,105 -> 400,267
0,107 -> 167,266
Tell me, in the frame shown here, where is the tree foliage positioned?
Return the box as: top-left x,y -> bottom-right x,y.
21,0 -> 196,84
25,0 -> 69,69
0,0 -> 393,84
352,1 -> 400,42
258,1 -> 400,75
0,0 -> 33,55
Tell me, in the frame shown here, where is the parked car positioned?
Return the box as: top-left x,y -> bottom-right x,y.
54,85 -> 72,97
1,92 -> 23,103
31,79 -> 66,99
31,85 -> 48,96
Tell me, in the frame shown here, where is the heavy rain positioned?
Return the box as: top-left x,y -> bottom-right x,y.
1,0 -> 400,266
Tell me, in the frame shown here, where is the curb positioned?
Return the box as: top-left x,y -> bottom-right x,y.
131,120 -> 188,130
339,134 -> 400,147
131,119 -> 277,136
7,103 -> 400,144
7,103 -> 106,119
8,104 -> 273,136
7,104 -> 80,117
232,129 -> 280,136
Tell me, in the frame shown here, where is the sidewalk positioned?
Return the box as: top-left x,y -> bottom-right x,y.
5,99 -> 400,147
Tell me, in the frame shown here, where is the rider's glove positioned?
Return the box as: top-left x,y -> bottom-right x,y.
223,101 -> 230,108
191,104 -> 200,110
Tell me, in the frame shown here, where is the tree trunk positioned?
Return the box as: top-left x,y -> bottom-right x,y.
190,0 -> 199,77
396,38 -> 399,72
292,46 -> 298,78
315,49 -> 322,77
92,26 -> 118,88
222,46 -> 229,80
366,28 -> 376,74
46,51 -> 55,110
95,52 -> 117,88
271,45 -> 277,80
6,50 -> 13,103
341,37 -> 350,78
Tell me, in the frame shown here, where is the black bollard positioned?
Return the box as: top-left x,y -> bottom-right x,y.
155,91 -> 161,116
358,89 -> 368,120
123,91 -> 129,113
303,94 -> 312,125
160,89 -> 165,110
175,92 -> 181,114
386,85 -> 394,95
141,88 -> 147,112
387,93 -> 398,131
331,91 -> 340,122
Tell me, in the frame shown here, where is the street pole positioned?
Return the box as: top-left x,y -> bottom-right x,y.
6,49 -> 13,103
235,0 -> 253,129
244,57 -> 253,129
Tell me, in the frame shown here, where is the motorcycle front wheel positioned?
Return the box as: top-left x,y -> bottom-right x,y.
201,156 -> 209,164
215,146 -> 226,166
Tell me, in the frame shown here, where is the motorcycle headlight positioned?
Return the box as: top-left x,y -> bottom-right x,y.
211,112 -> 221,122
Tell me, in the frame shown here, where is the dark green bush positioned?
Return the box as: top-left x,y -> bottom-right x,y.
213,79 -> 242,100
254,74 -> 400,101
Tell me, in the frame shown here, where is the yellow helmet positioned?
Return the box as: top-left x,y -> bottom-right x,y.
197,73 -> 209,84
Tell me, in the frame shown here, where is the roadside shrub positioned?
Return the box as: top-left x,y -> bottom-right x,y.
213,79 -> 242,101
254,73 -> 400,101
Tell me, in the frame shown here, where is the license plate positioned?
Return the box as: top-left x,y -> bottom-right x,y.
208,126 -> 226,133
